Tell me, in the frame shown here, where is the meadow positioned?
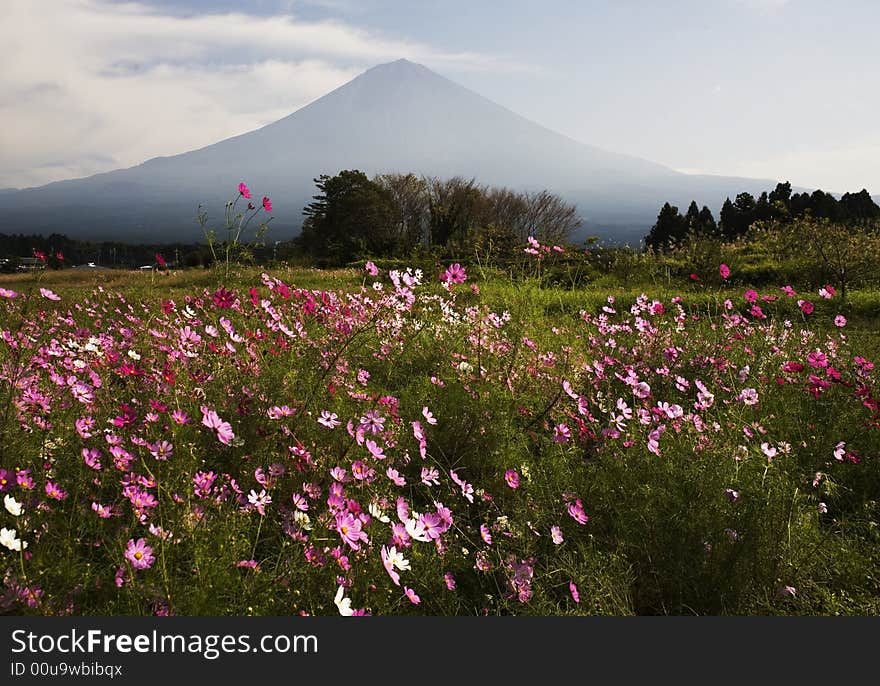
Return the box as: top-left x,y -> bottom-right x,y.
1,241 -> 878,616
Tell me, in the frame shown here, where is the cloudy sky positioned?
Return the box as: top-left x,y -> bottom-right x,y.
2,0 -> 877,193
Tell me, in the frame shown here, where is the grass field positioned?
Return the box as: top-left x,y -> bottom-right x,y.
1,253 -> 878,615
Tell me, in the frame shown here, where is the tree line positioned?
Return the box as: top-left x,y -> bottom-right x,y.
644,182 -> 880,250
295,170 -> 581,265
0,233 -> 216,271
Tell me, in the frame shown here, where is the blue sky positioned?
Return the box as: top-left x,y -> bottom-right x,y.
2,0 -> 877,193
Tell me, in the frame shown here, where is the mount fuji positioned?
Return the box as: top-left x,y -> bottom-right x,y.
0,58 -> 782,244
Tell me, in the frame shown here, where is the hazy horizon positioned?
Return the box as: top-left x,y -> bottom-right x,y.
2,0 -> 878,196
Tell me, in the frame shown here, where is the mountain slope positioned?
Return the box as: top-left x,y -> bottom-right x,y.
0,59 -> 784,243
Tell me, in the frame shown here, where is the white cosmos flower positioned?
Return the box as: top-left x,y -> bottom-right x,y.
386,547 -> 411,572
0,527 -> 26,551
404,517 -> 431,542
4,495 -> 23,517
293,511 -> 312,530
334,585 -> 353,616
368,503 -> 390,523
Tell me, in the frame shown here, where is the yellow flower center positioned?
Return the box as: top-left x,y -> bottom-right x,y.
134,551 -> 143,560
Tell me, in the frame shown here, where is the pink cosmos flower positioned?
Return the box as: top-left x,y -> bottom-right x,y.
444,572 -> 456,590
45,482 -> 67,500
439,263 -> 467,285
719,263 -> 730,279
567,498 -> 589,525
318,410 -> 341,428
192,471 -> 217,498
744,289 -> 758,303
335,512 -> 368,551
553,424 -> 571,443
267,405 -> 295,420
236,560 -> 261,572
738,388 -> 759,405
40,288 -> 60,301
633,381 -> 651,399
404,587 -> 420,605
422,407 -> 437,425
421,466 -> 440,486
504,469 -> 520,489
798,299 -> 814,314
0,288 -> 17,298
238,182 -> 251,198
834,315 -> 847,327
171,409 -> 189,425
91,502 -> 115,518
781,285 -> 796,297
125,538 -> 156,570
418,512 -> 444,540
200,406 -> 235,445
551,525 -> 564,545
386,467 -> 406,486
449,470 -> 474,503
351,460 -> 370,481
82,447 -> 102,470
480,524 -> 493,545
75,417 -> 95,438
149,440 -> 173,461
569,581 -> 580,603
412,421 -> 427,459
364,261 -> 379,276
262,196 -> 272,212
365,439 -> 385,460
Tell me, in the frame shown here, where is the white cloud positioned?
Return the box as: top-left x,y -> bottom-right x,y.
0,0 -> 512,188
733,0 -> 792,13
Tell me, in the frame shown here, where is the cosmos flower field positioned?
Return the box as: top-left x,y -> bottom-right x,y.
1,245 -> 878,615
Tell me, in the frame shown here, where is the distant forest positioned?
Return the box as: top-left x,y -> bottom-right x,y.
2,173 -> 878,270
1,171 -> 582,270
644,183 -> 880,250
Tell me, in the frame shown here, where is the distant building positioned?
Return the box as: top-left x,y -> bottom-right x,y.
17,257 -> 45,271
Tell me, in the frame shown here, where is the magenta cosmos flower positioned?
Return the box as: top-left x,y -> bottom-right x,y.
335,512 -> 368,551
125,538 -> 155,570
238,182 -> 251,199
262,196 -> 272,212
439,263 -> 467,284
200,406 -> 235,445
719,263 -> 730,279
504,469 -> 520,489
